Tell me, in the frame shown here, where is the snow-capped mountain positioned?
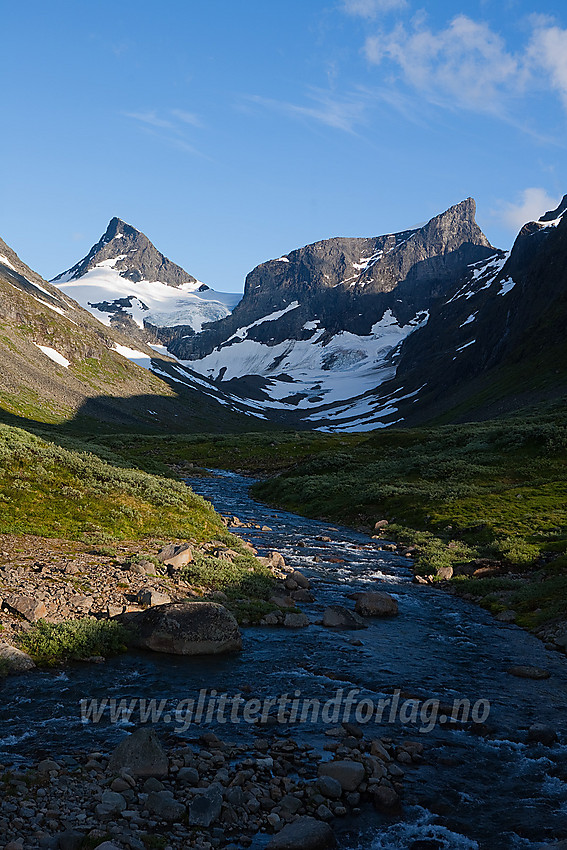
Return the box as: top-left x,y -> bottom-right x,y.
169,199 -> 495,429
29,194 -> 567,433
52,217 -> 241,341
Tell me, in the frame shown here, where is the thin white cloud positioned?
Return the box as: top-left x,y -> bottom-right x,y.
527,24 -> 567,108
171,109 -> 204,128
124,109 -> 207,157
243,88 -> 370,133
362,13 -> 567,118
342,0 -> 407,17
124,111 -> 175,129
497,188 -> 560,231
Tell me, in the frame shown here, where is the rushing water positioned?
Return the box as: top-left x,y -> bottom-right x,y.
2,469 -> 567,848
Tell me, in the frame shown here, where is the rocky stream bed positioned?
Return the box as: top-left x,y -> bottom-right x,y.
1,470 -> 567,849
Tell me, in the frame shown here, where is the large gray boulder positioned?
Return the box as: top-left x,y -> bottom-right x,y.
95,790 -> 127,818
354,592 -> 398,617
187,782 -> 223,827
108,727 -> 168,777
267,815 -> 336,849
146,789 -> 186,821
317,759 -> 365,791
121,601 -> 242,655
322,605 -> 366,630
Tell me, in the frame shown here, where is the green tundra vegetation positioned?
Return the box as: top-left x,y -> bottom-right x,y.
16,619 -> 129,667
1,400 -> 567,642
249,408 -> 567,630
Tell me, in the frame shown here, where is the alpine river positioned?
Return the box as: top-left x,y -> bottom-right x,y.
2,469 -> 567,849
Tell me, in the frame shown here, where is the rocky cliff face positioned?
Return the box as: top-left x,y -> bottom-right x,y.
174,198 -> 492,360
360,195 -> 567,428
161,199 -> 494,429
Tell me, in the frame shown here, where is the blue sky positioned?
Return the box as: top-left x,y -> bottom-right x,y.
1,0 -> 566,292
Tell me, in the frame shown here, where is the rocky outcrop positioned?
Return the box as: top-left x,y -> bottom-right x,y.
122,600 -> 242,655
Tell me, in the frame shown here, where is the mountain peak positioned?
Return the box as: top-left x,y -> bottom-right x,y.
53,218 -> 197,288
539,194 -> 567,223
103,217 -> 142,242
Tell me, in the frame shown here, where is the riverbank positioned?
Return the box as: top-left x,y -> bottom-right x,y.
0,723 -> 425,850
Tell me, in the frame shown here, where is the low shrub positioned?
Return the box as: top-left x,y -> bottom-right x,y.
17,618 -> 129,666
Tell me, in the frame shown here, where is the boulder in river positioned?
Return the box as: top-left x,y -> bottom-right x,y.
507,665 -> 551,680
372,784 -> 400,810
322,605 -> 366,630
266,815 -> 336,849
120,601 -> 242,655
283,612 -> 310,628
354,592 -> 398,617
527,723 -> 558,746
318,759 -> 365,791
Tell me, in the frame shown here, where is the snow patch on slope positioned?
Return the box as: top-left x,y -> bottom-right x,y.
187,308 -> 429,417
498,277 -> 516,296
113,344 -> 153,370
445,254 -> 508,304
57,262 -> 241,332
34,345 -> 70,368
227,302 -> 300,342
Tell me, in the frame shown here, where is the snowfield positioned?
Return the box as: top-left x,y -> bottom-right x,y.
185,307 -> 430,424
56,259 -> 241,332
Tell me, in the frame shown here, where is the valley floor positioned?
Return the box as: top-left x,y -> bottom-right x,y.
89,407 -> 567,653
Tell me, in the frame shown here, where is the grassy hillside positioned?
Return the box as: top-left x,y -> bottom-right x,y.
0,241 -> 261,433
0,423 -> 232,542
0,424 -> 277,648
